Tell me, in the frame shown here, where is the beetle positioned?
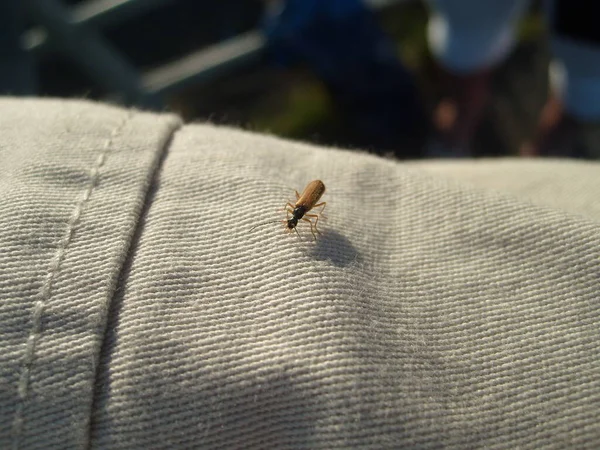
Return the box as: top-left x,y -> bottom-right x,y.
251,180 -> 327,240
284,180 -> 327,239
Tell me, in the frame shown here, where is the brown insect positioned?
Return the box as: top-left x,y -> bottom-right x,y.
251,180 -> 327,240
284,180 -> 327,239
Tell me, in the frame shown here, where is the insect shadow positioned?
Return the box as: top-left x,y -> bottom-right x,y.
310,229 -> 361,268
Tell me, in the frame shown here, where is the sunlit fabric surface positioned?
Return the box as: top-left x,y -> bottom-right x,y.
1,98 -> 599,449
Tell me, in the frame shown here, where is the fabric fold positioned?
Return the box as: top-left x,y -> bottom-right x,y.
0,98 -> 181,449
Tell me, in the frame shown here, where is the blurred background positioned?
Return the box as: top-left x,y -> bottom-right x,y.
2,0 -> 599,159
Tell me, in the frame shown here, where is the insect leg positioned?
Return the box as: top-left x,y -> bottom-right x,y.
301,218 -> 318,240
304,213 -> 322,235
313,201 -> 327,220
314,201 -> 326,213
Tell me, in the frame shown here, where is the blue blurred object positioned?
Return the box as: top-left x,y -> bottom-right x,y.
263,0 -> 426,155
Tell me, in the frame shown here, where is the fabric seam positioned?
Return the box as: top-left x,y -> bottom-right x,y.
11,112 -> 133,450
85,114 -> 182,449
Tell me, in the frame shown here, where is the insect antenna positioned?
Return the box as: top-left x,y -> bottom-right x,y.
249,220 -> 281,232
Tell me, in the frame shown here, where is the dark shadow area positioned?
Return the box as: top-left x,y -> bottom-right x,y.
473,40 -> 550,157
311,229 -> 361,268
120,339 -> 318,448
12,0 -> 580,159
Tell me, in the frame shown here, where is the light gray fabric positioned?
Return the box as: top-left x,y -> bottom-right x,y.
1,98 -> 599,449
407,158 -> 600,221
0,98 -> 181,448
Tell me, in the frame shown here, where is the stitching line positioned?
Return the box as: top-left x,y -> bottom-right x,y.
85,118 -> 182,449
11,112 -> 133,450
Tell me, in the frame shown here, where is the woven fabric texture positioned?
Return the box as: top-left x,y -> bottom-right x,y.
1,98 -> 599,449
0,98 -> 181,449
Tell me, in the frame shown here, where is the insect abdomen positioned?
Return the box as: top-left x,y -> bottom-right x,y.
296,180 -> 325,209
